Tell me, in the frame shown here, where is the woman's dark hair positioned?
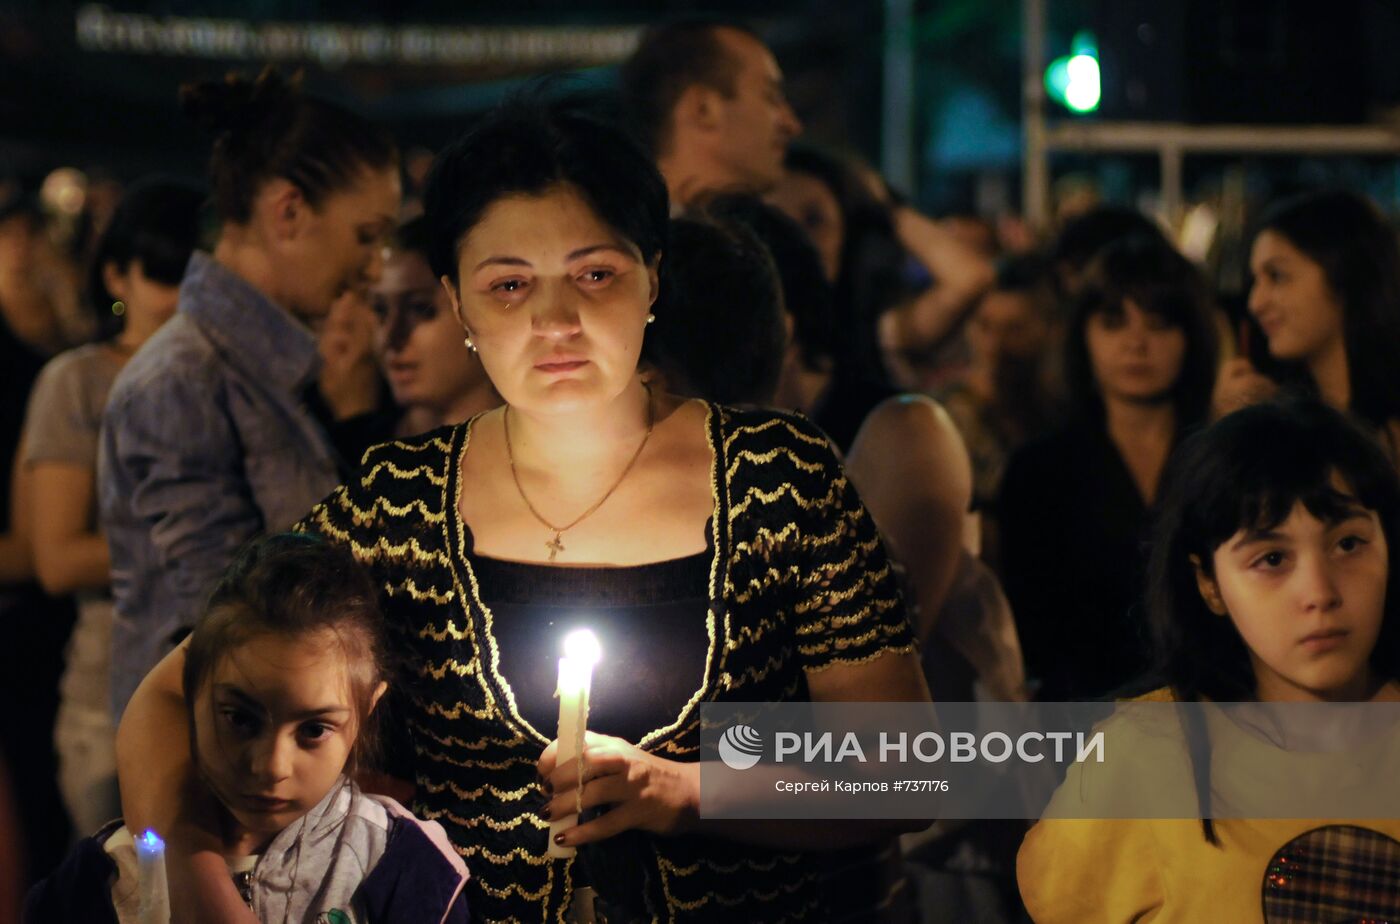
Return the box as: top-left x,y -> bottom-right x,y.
1255,189 -> 1400,431
183,533 -> 391,774
87,177 -> 206,337
696,192 -> 835,373
1064,234 -> 1219,425
648,213 -> 785,404
1145,398 -> 1400,841
783,145 -> 907,382
423,97 -> 668,286
1049,206 -> 1168,297
180,68 -> 398,225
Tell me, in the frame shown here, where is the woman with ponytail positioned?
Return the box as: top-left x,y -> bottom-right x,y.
99,69 -> 400,722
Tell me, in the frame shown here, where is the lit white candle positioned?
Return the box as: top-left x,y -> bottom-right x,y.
549,629 -> 601,858
135,828 -> 170,924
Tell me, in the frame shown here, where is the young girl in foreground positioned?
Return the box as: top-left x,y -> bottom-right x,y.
28,534 -> 469,923
1017,399 -> 1400,922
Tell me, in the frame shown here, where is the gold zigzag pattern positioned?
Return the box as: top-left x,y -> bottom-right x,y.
731,566 -> 798,605
420,804 -> 547,832
728,478 -> 844,521
388,577 -> 456,605
408,719 -> 522,752
802,641 -> 918,670
420,772 -> 537,803
333,490 -> 443,527
417,617 -> 471,641
361,456 -> 449,488
722,417 -> 829,452
471,874 -> 553,902
328,531 -> 451,568
377,435 -> 454,456
722,653 -> 790,689
793,566 -> 893,613
797,624 -> 907,657
793,597 -> 901,636
724,613 -> 786,651
458,842 -> 550,866
724,446 -> 827,482
421,698 -> 497,722
419,656 -> 478,681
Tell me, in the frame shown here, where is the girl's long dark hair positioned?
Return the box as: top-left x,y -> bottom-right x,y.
1143,398 -> 1400,841
1256,190 -> 1400,432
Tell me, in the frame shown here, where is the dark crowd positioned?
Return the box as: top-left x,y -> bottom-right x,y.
4,16 -> 1400,924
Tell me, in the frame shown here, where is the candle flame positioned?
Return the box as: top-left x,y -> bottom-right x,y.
563,629 -> 601,665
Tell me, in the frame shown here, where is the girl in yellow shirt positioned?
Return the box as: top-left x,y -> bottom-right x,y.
1018,398 -> 1400,922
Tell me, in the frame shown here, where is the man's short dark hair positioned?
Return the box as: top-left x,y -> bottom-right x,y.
619,18 -> 759,158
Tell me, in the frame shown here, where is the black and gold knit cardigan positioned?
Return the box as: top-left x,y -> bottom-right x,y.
298,403 -> 915,923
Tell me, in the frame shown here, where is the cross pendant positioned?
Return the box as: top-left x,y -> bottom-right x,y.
546,533 -> 564,562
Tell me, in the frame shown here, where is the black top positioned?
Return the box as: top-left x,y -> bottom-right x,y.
811,374 -> 901,453
468,527 -> 712,748
995,419 -> 1159,701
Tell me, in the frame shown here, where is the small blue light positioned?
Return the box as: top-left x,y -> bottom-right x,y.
140,829 -> 164,850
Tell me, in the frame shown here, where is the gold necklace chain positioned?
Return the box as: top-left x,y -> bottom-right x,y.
503,385 -> 654,562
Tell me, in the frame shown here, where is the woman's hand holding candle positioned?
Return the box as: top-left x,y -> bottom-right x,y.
537,731 -> 700,850
547,629 -> 601,857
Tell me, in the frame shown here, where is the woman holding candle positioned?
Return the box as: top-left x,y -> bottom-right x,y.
117,99 -> 930,922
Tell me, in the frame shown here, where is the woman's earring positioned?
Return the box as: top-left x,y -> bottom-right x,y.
464,336 -> 476,352
646,313 -> 656,325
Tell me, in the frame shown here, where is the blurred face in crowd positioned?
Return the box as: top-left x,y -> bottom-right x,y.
194,630 -> 374,853
767,170 -> 843,282
968,289 -> 1052,369
1248,230 -> 1346,364
445,183 -> 658,415
708,28 -> 802,193
276,166 -> 400,324
1084,299 -> 1186,405
1200,485 -> 1388,702
372,248 -> 490,417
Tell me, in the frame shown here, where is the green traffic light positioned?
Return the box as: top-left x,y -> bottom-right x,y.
1044,30 -> 1100,113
